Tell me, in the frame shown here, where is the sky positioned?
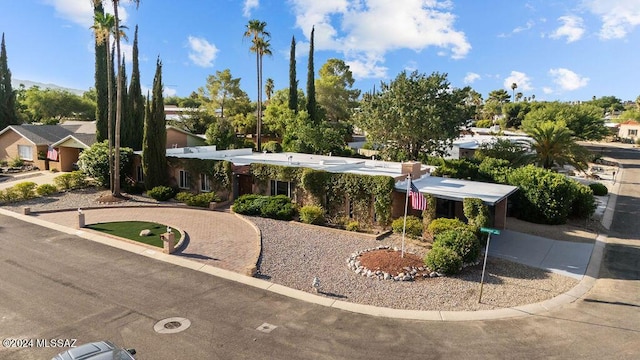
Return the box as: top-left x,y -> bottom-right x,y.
1,0 -> 640,103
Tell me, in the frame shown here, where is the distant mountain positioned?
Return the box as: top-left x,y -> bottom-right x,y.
11,79 -> 85,96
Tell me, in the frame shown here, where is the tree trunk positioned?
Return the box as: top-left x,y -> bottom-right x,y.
106,36 -> 114,192
113,1 -> 122,196
256,50 -> 262,152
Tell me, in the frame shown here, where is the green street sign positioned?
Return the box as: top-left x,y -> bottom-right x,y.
480,227 -> 501,235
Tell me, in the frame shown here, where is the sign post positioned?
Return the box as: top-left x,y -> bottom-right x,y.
478,227 -> 500,303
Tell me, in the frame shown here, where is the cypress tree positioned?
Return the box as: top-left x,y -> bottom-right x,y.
109,45 -> 116,140
142,58 -> 167,189
0,33 -> 18,128
93,2 -> 108,142
288,36 -> 298,112
119,57 -> 130,148
306,26 -> 317,123
128,25 -> 144,150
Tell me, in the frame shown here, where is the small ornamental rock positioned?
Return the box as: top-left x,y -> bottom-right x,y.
139,229 -> 151,236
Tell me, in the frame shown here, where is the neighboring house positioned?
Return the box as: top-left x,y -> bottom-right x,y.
166,126 -> 207,149
618,120 -> 640,142
447,134 -> 532,160
156,146 -> 518,229
0,124 -> 96,171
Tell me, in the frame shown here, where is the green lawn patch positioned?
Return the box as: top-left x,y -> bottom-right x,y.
86,221 -> 180,248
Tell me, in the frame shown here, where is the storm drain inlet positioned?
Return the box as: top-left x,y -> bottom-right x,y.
154,317 -> 191,334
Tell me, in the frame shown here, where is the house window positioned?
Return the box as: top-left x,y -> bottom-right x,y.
200,173 -> 211,192
270,180 -> 292,197
629,129 -> 638,136
136,165 -> 144,183
179,170 -> 191,189
18,145 -> 33,160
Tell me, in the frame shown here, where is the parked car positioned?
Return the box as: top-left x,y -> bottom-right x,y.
51,340 -> 136,360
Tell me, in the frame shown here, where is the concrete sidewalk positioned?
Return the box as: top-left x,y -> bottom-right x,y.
0,170 -> 62,190
489,230 -> 595,280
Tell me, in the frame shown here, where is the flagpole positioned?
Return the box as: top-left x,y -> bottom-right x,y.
401,174 -> 410,258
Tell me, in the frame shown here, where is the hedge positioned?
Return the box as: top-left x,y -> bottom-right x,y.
232,194 -> 296,220
588,182 -> 608,196
426,218 -> 466,237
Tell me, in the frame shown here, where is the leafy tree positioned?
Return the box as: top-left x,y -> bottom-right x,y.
20,87 -> 95,123
126,25 -> 144,150
205,118 -> 239,150
474,138 -> 531,166
263,88 -> 306,137
588,95 -> 624,113
501,101 -> 532,129
465,89 -> 483,121
354,71 -> 471,160
522,101 -> 608,140
487,89 -> 511,103
244,19 -> 271,151
526,121 -> 590,171
142,58 -> 167,190
0,33 -> 18,128
78,140 -> 133,188
306,26 -> 318,124
288,36 -> 298,112
202,69 -> 245,119
619,108 -> 640,122
169,108 -> 216,134
316,58 -> 360,123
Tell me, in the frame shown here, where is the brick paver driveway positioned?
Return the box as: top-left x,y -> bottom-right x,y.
35,207 -> 260,274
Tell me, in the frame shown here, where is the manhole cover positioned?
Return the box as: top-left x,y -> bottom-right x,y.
256,322 -> 278,333
154,317 -> 191,334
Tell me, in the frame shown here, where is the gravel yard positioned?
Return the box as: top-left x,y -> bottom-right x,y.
2,188 -> 583,312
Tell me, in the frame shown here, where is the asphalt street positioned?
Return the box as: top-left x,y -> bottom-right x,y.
0,144 -> 638,360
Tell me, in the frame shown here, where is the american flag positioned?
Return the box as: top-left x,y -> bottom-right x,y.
47,146 -> 58,161
410,181 -> 427,210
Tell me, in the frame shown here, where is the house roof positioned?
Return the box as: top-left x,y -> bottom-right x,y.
0,125 -> 75,145
166,146 -> 517,204
399,175 -> 518,206
50,133 -> 96,148
60,120 -> 96,134
619,120 -> 640,126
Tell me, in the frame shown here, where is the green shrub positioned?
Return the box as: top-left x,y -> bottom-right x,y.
70,171 -> 87,188
36,183 -> 58,196
346,221 -> 360,232
13,181 -> 38,200
424,244 -> 463,275
299,205 -> 325,225
186,192 -> 220,207
434,229 -> 480,264
262,141 -> 283,153
571,184 -> 597,219
233,194 -> 295,220
588,182 -> 608,196
9,156 -> 24,168
175,191 -> 194,203
77,140 -> 133,188
426,218 -> 466,237
463,197 -> 489,228
147,186 -> 175,201
53,171 -> 87,190
0,187 -> 19,203
475,119 -> 493,128
391,216 -> 423,238
0,159 -> 8,166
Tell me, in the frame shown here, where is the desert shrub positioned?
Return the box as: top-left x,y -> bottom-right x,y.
426,218 -> 466,237
571,184 -> 597,219
175,191 -> 194,203
233,194 -> 295,220
0,187 -> 20,203
434,229 -> 480,264
424,244 -> 463,275
391,216 -> 423,238
299,205 -> 325,225
346,221 -> 360,232
188,192 -> 220,207
54,171 -> 87,190
13,181 -> 38,200
36,183 -> 58,196
262,141 -> 283,153
0,159 -> 8,166
147,186 -> 175,201
70,171 -> 87,188
475,119 -> 493,128
9,156 -> 24,168
588,182 -> 608,196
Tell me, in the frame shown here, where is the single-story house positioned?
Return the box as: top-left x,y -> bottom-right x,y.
446,134 -> 532,160
0,123 -> 96,171
618,120 -> 640,142
166,126 -> 207,149
155,146 -> 518,229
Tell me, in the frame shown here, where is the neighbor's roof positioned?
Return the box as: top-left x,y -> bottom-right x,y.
397,175 -> 518,206
0,124 -> 75,145
50,133 -> 96,148
453,134 -> 532,150
60,120 -> 96,134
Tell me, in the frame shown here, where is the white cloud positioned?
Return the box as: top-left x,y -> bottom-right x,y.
549,68 -> 589,91
44,0 -> 128,28
164,87 -> 177,98
550,15 -> 585,43
583,0 -> 640,39
243,0 -> 259,17
289,0 -> 470,79
187,36 -> 218,67
543,87 -> 554,94
404,60 -> 419,72
503,71 -> 533,92
463,72 -> 480,84
513,20 -> 534,33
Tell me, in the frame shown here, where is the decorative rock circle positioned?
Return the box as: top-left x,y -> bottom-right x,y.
347,245 -> 440,281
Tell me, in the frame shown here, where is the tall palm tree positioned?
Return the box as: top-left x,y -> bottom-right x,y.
244,20 -> 270,152
527,121 -> 589,171
94,0 -> 139,197
91,11 -> 127,192
265,78 -> 274,103
510,82 -> 517,102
